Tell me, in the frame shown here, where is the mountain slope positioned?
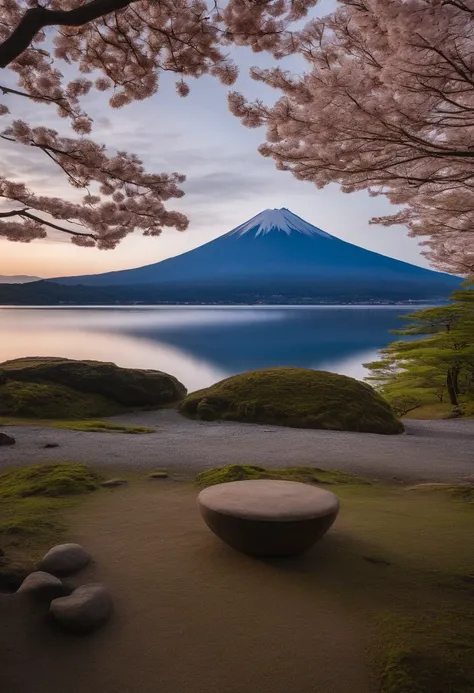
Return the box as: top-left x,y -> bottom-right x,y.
51,208 -> 461,301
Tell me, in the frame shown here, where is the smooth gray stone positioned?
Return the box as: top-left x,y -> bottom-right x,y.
39,543 -> 91,576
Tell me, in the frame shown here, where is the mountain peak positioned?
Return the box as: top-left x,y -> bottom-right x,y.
226,208 -> 334,239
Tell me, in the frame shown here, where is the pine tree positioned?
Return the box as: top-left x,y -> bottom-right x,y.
365,285 -> 474,414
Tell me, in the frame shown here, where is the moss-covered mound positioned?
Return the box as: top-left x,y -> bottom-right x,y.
180,367 -> 403,434
0,463 -> 100,498
0,357 -> 186,419
196,464 -> 370,487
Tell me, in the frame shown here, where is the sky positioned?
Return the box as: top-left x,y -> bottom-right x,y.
0,0 -> 433,279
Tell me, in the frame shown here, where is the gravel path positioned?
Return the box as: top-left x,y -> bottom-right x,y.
1,410 -> 473,483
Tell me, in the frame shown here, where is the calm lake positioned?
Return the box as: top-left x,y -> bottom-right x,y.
0,305 -> 425,392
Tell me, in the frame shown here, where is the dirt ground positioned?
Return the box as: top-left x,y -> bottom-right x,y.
1,483 -> 374,693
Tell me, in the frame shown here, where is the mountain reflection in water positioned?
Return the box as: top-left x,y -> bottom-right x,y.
0,305 -> 425,392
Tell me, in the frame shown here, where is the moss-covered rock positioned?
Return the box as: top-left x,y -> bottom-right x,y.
0,357 -> 186,419
180,367 -> 403,434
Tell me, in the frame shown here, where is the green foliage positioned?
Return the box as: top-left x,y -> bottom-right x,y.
195,464 -> 370,487
365,285 -> 474,414
402,403 -> 454,420
0,356 -> 186,419
181,367 -> 404,434
388,393 -> 425,417
0,464 -> 100,566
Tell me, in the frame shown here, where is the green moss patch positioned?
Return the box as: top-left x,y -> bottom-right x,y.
180,367 -> 403,434
0,417 -> 154,433
196,464 -> 369,487
0,356 -> 186,419
0,464 -> 100,569
148,470 -> 169,479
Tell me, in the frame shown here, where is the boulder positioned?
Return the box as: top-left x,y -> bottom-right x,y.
0,357 -> 187,411
17,571 -> 64,600
0,432 -> 15,446
50,583 -> 113,633
39,543 -> 91,576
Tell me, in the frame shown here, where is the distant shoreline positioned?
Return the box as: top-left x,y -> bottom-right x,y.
0,300 -> 446,309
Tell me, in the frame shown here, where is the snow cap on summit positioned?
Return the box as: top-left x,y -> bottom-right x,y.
226,208 -> 334,239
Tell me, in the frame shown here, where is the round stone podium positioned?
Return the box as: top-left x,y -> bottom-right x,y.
198,480 -> 339,557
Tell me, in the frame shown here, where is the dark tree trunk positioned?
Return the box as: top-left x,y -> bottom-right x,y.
452,366 -> 460,394
446,370 -> 459,406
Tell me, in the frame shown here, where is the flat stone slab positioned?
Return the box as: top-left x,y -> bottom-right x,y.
198,480 -> 339,557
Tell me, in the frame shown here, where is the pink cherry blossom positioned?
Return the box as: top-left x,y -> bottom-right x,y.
231,0 -> 474,275
0,0 -> 317,247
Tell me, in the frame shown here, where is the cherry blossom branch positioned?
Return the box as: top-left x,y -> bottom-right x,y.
0,0 -> 139,68
0,208 -> 97,238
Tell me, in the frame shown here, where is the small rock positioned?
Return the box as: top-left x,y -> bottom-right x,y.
17,571 -> 64,600
148,471 -> 168,479
39,543 -> 91,576
100,478 -> 129,488
0,432 -> 15,446
50,583 -> 113,634
43,442 -> 60,449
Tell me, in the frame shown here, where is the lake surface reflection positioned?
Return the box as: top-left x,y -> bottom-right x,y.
0,306 -> 423,391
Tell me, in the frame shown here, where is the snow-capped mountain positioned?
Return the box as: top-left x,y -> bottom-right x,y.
226,208 -> 333,238
51,208 -> 461,302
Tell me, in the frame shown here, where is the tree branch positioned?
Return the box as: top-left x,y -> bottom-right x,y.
0,0 -> 139,68
0,208 -> 97,238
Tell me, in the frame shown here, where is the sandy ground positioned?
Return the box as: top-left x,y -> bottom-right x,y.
0,484 -> 374,693
1,410 -> 474,482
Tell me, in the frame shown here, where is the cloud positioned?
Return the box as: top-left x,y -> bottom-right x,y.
183,168 -> 277,200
